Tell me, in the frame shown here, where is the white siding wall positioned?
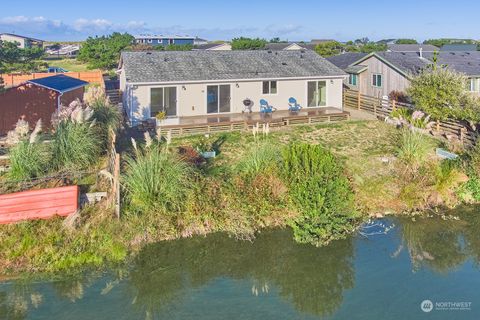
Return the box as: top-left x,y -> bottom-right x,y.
123,77 -> 345,125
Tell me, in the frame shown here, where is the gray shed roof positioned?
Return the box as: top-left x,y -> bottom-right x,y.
326,53 -> 369,70
387,44 -> 439,52
121,50 -> 346,83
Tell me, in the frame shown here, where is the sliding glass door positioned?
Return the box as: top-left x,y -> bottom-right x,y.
307,81 -> 327,107
207,85 -> 231,114
151,87 -> 177,117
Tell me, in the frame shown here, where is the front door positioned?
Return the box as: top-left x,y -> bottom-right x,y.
151,87 -> 177,117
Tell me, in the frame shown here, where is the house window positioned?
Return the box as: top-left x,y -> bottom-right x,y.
207,85 -> 231,114
169,39 -> 174,45
151,87 -> 177,117
262,81 -> 277,94
307,81 -> 327,107
372,74 -> 382,87
348,74 -> 358,86
468,78 -> 479,92
147,39 -> 152,43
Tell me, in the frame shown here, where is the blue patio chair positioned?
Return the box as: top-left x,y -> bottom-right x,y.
260,99 -> 276,113
288,97 -> 302,112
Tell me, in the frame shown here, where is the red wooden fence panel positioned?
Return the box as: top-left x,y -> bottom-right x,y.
0,186 -> 79,224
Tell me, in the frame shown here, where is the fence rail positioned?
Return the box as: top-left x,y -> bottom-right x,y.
1,71 -> 104,87
344,89 -> 478,146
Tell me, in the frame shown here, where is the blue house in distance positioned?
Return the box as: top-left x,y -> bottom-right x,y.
134,35 -> 196,46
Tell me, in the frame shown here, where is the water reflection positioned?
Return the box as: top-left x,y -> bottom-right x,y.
1,208 -> 480,319
129,229 -> 355,318
396,206 -> 480,273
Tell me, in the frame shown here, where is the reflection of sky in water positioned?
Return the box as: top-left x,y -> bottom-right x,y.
1,211 -> 480,320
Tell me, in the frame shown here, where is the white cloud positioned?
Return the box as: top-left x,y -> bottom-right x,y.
0,15 -> 306,41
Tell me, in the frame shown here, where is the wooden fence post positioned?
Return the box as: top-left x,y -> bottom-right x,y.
392,99 -> 396,112
113,153 -> 121,219
357,91 -> 361,110
436,120 -> 440,133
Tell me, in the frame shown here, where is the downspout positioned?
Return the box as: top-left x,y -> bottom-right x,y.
57,91 -> 64,111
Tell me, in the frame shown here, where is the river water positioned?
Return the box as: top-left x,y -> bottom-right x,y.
1,206 -> 480,319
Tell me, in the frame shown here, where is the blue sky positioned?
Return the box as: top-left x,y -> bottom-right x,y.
0,0 -> 478,41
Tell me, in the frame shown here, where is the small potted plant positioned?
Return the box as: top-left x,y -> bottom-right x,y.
194,134 -> 216,159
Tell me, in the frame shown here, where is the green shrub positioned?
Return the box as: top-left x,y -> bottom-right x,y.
8,140 -> 50,180
123,145 -> 194,214
52,121 -> 101,170
281,144 -> 358,246
236,141 -> 280,176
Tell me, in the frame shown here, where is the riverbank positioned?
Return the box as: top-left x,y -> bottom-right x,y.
0,120 -> 479,275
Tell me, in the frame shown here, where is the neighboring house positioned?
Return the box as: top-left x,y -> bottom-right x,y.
264,43 -> 316,51
423,51 -> 480,94
0,75 -> 88,135
194,43 -> 232,51
441,44 -> 478,52
327,52 -> 429,98
194,37 -> 209,45
45,44 -> 81,57
387,44 -> 439,53
0,33 -> 44,49
119,50 -> 347,126
134,35 -> 195,46
326,52 -> 368,88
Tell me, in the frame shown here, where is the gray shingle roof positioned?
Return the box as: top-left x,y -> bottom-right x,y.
375,52 -> 430,75
326,53 -> 368,70
423,51 -> 480,76
387,44 -> 439,52
440,44 -> 478,52
121,50 -> 346,83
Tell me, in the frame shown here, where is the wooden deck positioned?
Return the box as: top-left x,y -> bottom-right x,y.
153,107 -> 350,136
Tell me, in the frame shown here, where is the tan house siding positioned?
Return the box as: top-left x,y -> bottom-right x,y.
355,56 -> 410,98
121,75 -> 345,125
0,34 -> 27,48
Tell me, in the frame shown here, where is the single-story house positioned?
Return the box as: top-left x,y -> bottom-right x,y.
0,75 -> 88,135
387,44 -> 439,53
194,43 -> 232,51
194,37 -> 209,46
0,33 -> 44,49
134,35 -> 195,47
119,50 -> 347,126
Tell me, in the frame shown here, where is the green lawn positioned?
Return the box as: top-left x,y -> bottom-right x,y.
42,58 -> 95,72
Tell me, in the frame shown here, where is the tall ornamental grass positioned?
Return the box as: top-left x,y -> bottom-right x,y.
282,143 -> 358,246
8,140 -> 49,180
123,144 -> 194,214
235,141 -> 280,176
396,129 -> 433,170
52,121 -> 101,170
7,119 -> 50,180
